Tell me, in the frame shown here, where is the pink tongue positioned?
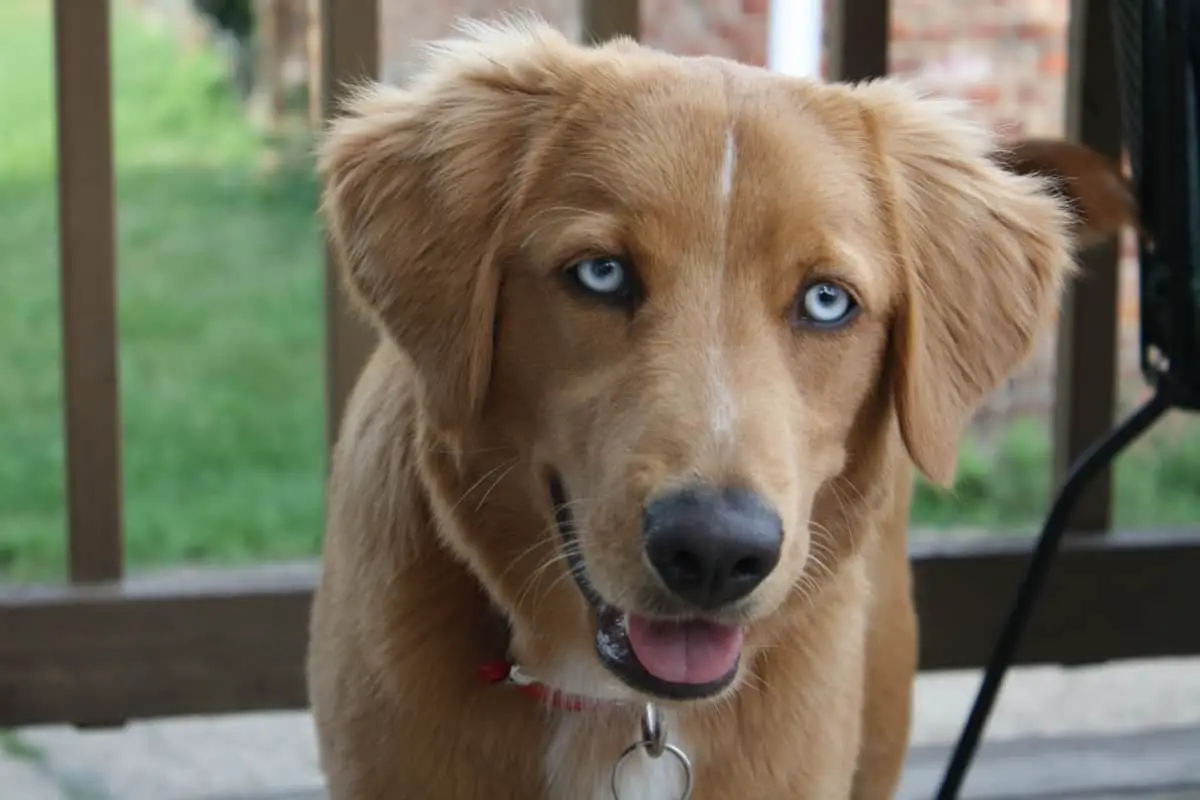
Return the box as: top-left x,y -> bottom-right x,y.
625,614 -> 743,685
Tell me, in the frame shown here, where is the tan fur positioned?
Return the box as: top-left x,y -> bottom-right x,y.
309,18 -> 1134,799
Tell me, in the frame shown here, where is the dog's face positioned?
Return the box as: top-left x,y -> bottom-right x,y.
321,21 -> 1076,702
484,62 -> 906,698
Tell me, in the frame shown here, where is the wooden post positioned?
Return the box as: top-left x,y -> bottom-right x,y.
826,0 -> 890,82
307,0 -> 323,129
581,0 -> 640,43
320,0 -> 380,451
256,0 -> 285,132
54,0 -> 124,584
1053,0 -> 1123,533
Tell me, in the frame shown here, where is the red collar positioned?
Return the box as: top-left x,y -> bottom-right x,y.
477,659 -> 610,712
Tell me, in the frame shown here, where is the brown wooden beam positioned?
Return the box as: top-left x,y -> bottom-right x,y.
912,530 -> 1200,670
1053,0 -> 1124,533
3,533 -> 1200,727
0,565 -> 315,727
320,0 -> 380,452
826,0 -> 890,82
53,0 -> 124,584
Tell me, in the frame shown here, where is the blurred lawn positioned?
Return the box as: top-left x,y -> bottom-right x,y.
912,413 -> 1200,534
0,2 -> 1197,582
0,1 -> 326,580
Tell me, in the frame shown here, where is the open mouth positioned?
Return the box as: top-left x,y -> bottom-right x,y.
548,474 -> 742,701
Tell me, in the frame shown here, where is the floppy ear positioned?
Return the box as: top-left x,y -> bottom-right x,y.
318,19 -> 578,433
853,81 -> 1078,486
993,137 -> 1138,248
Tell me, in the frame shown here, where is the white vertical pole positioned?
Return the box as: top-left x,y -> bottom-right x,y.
768,0 -> 824,78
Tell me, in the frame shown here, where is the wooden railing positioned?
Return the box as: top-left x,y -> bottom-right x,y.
2,0 -> 1198,729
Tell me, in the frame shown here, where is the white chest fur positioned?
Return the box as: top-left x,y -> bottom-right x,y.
543,712 -> 692,800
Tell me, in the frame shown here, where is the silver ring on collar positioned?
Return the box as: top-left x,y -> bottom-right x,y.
641,702 -> 666,758
610,740 -> 693,800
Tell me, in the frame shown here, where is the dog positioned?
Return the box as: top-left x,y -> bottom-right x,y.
307,18 -> 1135,799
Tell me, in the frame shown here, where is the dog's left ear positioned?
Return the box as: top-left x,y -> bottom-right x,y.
852,81 -> 1078,486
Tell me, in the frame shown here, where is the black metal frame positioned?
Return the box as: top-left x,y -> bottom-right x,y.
1130,0 -> 1200,411
934,392 -> 1172,798
936,0 -> 1200,795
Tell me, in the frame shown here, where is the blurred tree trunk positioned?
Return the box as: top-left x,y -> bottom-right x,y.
253,0 -> 285,131
307,0 -> 322,129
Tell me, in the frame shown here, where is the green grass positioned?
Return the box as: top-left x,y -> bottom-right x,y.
0,2 -> 325,581
0,2 -> 1198,582
912,413 -> 1200,534
0,729 -> 43,762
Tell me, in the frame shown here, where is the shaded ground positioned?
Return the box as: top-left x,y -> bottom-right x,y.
4,657 -> 1200,799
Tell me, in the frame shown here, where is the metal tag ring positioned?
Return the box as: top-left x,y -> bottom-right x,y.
640,702 -> 666,758
610,740 -> 693,800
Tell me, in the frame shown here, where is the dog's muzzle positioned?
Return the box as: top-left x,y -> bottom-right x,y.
548,473 -> 775,701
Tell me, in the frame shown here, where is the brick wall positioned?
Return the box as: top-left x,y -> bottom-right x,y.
378,0 -> 767,83
889,0 -> 1069,140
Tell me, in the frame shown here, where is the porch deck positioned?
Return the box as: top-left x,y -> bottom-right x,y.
4,659 -> 1198,800
901,727 -> 1200,799
6,723 -> 1197,799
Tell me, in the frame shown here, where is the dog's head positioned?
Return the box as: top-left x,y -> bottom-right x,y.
320,20 -> 1130,702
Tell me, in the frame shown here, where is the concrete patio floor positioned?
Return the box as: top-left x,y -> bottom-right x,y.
3,656 -> 1199,799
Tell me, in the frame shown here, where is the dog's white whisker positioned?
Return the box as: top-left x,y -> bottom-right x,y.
497,536 -> 557,586
449,458 -> 518,513
473,462 -> 518,511
515,550 -> 572,611
519,556 -> 580,619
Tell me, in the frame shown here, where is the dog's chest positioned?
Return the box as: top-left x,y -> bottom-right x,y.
543,714 -> 691,800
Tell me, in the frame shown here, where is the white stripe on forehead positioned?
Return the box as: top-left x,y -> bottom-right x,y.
720,127 -> 737,202
709,125 -> 738,443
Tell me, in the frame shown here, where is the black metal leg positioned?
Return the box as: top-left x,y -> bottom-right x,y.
934,390 -> 1173,799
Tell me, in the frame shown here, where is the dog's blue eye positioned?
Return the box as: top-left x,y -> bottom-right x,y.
795,281 -> 858,328
571,257 -> 628,295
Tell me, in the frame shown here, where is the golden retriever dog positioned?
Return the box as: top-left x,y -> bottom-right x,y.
307,18 -> 1135,799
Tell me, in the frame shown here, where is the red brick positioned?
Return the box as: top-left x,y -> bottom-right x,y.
1038,50 -> 1068,76
965,84 -> 1002,104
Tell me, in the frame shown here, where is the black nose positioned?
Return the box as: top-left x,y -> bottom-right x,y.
642,485 -> 783,610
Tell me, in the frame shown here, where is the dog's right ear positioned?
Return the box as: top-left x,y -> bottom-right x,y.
992,137 -> 1138,248
318,19 -> 581,434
